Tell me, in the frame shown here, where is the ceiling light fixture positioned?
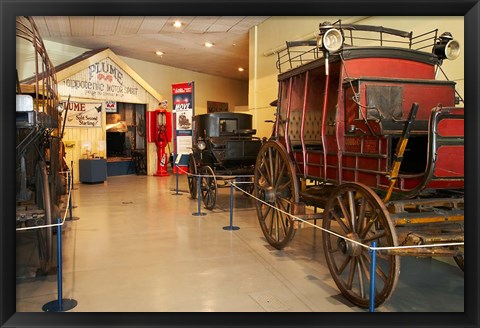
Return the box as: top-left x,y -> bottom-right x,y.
238,67 -> 244,72
204,42 -> 214,48
155,51 -> 164,56
173,21 -> 182,28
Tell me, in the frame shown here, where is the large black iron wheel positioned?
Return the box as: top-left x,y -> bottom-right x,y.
201,166 -> 217,210
187,153 -> 198,199
322,182 -> 400,308
254,141 -> 299,250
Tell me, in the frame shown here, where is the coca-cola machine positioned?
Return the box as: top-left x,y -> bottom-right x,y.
147,106 -> 172,177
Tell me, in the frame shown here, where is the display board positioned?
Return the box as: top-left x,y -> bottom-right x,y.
172,82 -> 194,173
61,101 -> 103,128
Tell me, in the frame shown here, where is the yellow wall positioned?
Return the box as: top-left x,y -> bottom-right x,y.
248,16 -> 465,138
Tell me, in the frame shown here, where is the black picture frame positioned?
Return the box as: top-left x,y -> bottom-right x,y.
2,1 -> 479,328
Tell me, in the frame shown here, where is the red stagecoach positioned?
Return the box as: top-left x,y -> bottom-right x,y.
254,20 -> 464,308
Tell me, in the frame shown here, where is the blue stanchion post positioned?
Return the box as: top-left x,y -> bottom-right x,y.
223,183 -> 239,231
66,172 -> 80,221
70,160 -> 77,191
171,164 -> 182,196
192,173 -> 206,216
369,241 -> 377,313
42,219 -> 77,312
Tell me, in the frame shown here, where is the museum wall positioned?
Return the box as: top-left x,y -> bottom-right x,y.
248,16 -> 465,138
17,40 -> 249,115
17,38 -> 249,179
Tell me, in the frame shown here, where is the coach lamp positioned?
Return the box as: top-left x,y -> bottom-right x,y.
432,32 -> 461,63
196,138 -> 206,151
317,22 -> 344,75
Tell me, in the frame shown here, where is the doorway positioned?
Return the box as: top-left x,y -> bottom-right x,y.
106,102 -> 147,175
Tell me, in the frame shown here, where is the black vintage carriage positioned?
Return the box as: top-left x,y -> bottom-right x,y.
187,112 -> 262,210
254,20 -> 464,308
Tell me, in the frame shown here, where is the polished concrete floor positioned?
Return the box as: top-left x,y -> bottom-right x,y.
16,173 -> 464,312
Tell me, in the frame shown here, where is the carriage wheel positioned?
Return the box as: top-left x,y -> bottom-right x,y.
201,166 -> 217,210
35,161 -> 53,275
322,182 -> 400,308
187,154 -> 198,199
254,141 -> 299,249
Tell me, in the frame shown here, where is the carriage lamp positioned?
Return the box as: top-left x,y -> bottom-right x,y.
317,22 -> 344,53
432,32 -> 461,61
197,138 -> 206,151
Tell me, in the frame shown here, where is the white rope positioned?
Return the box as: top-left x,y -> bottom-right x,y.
174,164 -> 254,180
229,182 -> 464,252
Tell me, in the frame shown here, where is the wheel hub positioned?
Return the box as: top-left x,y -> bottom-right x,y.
264,186 -> 276,203
337,233 -> 362,257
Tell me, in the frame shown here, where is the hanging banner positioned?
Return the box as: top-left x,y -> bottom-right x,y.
172,82 -> 194,173
61,101 -> 103,128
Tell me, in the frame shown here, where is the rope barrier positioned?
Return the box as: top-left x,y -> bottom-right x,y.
228,181 -> 464,252
227,180 -> 463,311
175,163 -> 255,180
15,167 -> 79,311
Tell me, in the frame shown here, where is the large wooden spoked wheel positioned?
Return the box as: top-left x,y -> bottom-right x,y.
201,166 -> 217,210
35,160 -> 53,275
322,182 -> 400,308
254,141 -> 299,250
187,154 -> 198,199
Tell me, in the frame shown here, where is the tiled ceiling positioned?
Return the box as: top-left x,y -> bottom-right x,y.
32,16 -> 270,81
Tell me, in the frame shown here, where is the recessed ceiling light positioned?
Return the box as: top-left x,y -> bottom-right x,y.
173,21 -> 182,28
155,51 -> 164,56
204,42 -> 214,48
238,67 -> 245,72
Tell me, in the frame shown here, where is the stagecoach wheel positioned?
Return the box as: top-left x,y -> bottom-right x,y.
322,182 -> 400,308
187,154 -> 198,199
254,141 -> 299,249
35,161 -> 53,275
201,166 -> 217,210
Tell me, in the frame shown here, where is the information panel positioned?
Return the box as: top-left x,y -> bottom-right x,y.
172,82 -> 194,173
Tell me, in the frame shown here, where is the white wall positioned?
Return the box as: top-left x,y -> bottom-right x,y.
248,16 -> 465,138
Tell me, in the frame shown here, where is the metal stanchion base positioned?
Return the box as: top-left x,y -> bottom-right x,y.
192,212 -> 207,216
170,189 -> 188,193
42,298 -> 77,312
171,192 -> 183,196
223,226 -> 240,231
66,216 -> 80,221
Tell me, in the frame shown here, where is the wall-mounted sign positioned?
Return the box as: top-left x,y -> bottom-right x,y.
172,82 -> 194,172
105,100 -> 117,113
62,101 -> 102,128
58,58 -> 147,103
